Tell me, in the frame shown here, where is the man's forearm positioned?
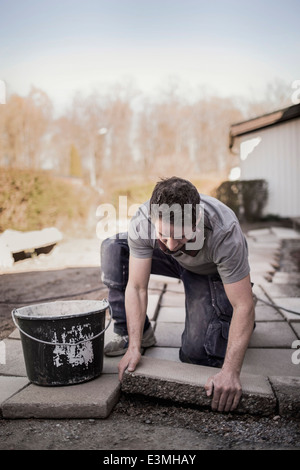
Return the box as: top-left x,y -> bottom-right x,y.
124,283 -> 148,350
222,304 -> 255,375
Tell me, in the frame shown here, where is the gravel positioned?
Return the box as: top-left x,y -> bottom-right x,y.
1,394 -> 299,450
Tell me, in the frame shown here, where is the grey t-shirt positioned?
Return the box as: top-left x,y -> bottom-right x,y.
128,194 -> 250,284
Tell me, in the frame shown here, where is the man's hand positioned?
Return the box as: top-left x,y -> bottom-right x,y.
205,370 -> 242,412
118,348 -> 141,382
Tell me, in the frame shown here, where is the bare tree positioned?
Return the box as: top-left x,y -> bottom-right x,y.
0,87 -> 52,169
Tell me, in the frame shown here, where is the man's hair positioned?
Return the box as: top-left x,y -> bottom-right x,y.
149,176 -> 200,227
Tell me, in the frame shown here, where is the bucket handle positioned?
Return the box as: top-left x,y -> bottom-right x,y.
11,301 -> 112,347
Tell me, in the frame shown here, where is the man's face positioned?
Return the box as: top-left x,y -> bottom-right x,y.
154,217 -> 194,253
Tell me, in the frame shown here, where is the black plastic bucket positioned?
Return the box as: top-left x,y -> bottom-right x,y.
12,299 -> 111,386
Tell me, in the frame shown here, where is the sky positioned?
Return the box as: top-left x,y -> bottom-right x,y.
1,0 -> 299,114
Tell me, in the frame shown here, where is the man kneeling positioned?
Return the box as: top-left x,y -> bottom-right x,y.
101,177 -> 255,412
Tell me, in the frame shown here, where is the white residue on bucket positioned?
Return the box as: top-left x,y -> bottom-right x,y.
52,323 -> 94,368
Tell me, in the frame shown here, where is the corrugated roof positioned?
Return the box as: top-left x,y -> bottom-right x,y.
229,103 -> 300,149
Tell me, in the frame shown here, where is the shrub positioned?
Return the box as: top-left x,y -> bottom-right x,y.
214,179 -> 268,222
0,168 -> 98,233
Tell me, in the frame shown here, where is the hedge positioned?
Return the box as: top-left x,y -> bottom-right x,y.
214,179 -> 268,222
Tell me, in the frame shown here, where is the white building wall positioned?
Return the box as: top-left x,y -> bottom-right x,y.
238,118 -> 300,218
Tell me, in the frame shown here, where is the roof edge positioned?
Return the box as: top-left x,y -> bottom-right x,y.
229,103 -> 300,149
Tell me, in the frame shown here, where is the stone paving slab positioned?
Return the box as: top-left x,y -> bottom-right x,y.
250,273 -> 271,285
254,305 -> 284,321
247,228 -> 273,237
156,306 -> 185,323
252,284 -> 271,305
272,272 -> 300,284
0,339 -> 27,377
247,241 -> 281,252
247,232 -> 281,243
149,274 -> 181,284
249,262 -> 276,273
263,284 -> 300,299
269,376 -> 300,419
291,322 -> 300,338
146,294 -> 161,321
0,376 -> 29,416
249,321 -> 297,348
272,298 -> 300,322
2,374 -> 120,419
0,333 -> 121,419
242,349 -> 299,377
164,282 -> 184,293
122,356 -> 276,416
8,329 -> 20,340
160,292 -> 185,307
144,346 -> 180,362
271,227 -> 300,239
154,322 -> 184,348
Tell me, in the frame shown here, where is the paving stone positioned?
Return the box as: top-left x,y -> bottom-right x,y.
249,262 -> 276,273
247,228 -> 272,237
0,376 -> 29,416
249,321 -> 297,348
104,316 -> 115,344
249,233 -> 280,244
252,284 -> 271,305
156,306 -> 185,323
164,282 -> 185,293
272,272 -> 300,284
249,272 -> 271,285
160,292 -> 185,307
242,349 -> 299,377
154,322 -> 184,347
146,294 -> 161,320
273,298 -> 300,322
254,305 -> 284,321
249,253 -> 278,265
269,376 -> 300,419
102,356 -> 120,374
150,274 -> 181,284
248,241 -> 281,251
264,283 -> 300,299
8,329 -> 20,340
2,374 -> 120,419
122,356 -> 276,416
270,227 -> 300,239
0,339 -> 27,377
148,278 -> 166,291
144,347 -> 180,362
291,322 -> 300,338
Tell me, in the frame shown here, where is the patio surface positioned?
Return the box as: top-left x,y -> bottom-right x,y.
1,227 -> 300,419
